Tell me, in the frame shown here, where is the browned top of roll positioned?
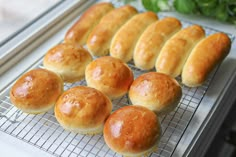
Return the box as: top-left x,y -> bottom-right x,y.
64,2 -> 114,46
43,43 -> 92,83
182,32 -> 231,87
104,105 -> 161,155
86,5 -> 138,56
55,86 -> 112,129
134,17 -> 182,70
155,25 -> 205,77
10,69 -> 63,112
85,56 -> 133,99
129,72 -> 182,114
110,11 -> 158,62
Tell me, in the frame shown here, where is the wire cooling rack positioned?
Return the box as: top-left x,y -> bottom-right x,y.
0,58 -> 217,157
0,1 -> 235,157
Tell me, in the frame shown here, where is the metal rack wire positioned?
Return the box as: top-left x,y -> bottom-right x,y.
0,55 -> 230,157
0,1 -> 235,156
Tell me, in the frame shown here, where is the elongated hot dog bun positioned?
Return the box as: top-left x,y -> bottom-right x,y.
110,12 -> 158,62
155,25 -> 205,77
64,2 -> 114,46
134,17 -> 182,70
87,5 -> 138,57
182,33 -> 231,87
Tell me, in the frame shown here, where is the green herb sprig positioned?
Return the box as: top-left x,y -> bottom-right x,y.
141,0 -> 236,24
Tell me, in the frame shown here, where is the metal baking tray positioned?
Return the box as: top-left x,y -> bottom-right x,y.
0,0 -> 236,157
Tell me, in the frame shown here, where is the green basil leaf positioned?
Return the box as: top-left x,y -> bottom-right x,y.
157,0 -> 170,11
142,0 -> 155,11
174,0 -> 197,14
227,3 -> 236,16
199,6 -> 215,16
151,0 -> 161,12
195,0 -> 217,8
142,0 -> 160,12
214,4 -> 229,21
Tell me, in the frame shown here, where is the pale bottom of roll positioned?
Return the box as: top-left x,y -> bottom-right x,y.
119,144 -> 158,157
60,124 -> 104,135
16,104 -> 54,114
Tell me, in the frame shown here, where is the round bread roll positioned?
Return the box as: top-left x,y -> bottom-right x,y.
10,68 -> 63,114
43,43 -> 92,83
104,105 -> 161,156
54,86 -> 112,134
85,56 -> 133,99
129,72 -> 182,115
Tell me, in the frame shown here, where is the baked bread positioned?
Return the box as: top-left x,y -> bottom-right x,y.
134,17 -> 182,70
110,11 -> 158,62
55,86 -> 112,134
85,56 -> 133,99
10,68 -> 63,114
155,25 -> 205,77
182,32 -> 231,87
104,105 -> 161,157
64,2 -> 114,46
87,5 -> 138,56
43,43 -> 92,83
129,72 -> 182,115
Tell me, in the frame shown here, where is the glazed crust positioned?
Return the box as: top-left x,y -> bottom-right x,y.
134,17 -> 182,70
104,105 -> 161,156
43,43 -> 92,83
87,5 -> 138,56
129,72 -> 182,115
85,56 -> 134,99
55,86 -> 112,134
110,12 -> 158,62
64,2 -> 114,46
182,32 -> 231,87
155,25 -> 205,77
10,68 -> 63,114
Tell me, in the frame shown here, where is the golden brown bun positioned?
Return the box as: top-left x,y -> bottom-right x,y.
55,86 -> 112,134
87,5 -> 138,56
64,2 -> 114,46
110,12 -> 158,62
104,105 -> 161,156
134,17 -> 182,70
10,69 -> 63,114
155,25 -> 205,77
43,43 -> 92,83
182,32 -> 231,87
129,72 -> 182,115
85,56 -> 133,99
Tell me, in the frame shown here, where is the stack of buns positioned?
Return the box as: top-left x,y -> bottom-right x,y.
9,2 -> 232,157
